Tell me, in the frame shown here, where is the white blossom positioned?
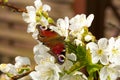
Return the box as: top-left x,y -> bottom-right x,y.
0,64 -> 18,75
107,37 -> 120,65
30,63 -> 61,80
22,0 -> 51,33
87,38 -> 109,65
50,17 -> 69,40
60,71 -> 88,80
34,52 -> 55,65
69,14 -> 94,31
100,64 -> 120,80
84,34 -> 93,42
33,42 -> 50,55
15,56 -> 31,68
32,29 -> 39,39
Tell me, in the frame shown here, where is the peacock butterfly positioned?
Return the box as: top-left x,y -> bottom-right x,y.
37,24 -> 66,63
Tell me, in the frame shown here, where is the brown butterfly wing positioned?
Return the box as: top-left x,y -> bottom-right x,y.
37,25 -> 65,63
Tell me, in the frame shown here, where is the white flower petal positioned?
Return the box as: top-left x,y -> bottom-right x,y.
34,53 -> 55,64
100,55 -> 109,65
100,66 -> 108,80
26,6 -> 36,23
22,12 -> 30,23
98,38 -> 108,49
115,38 -> 120,49
87,42 -> 98,51
29,71 -> 40,80
32,29 -> 39,39
33,42 -> 50,55
67,53 -> 77,61
34,0 -> 42,9
34,63 -> 61,80
108,37 -> 115,49
84,35 -> 92,42
86,14 -> 94,27
60,71 -> 88,80
92,55 -> 100,64
15,56 -> 31,68
79,14 -> 86,27
43,4 -> 51,11
41,16 -> 49,26
27,23 -> 36,33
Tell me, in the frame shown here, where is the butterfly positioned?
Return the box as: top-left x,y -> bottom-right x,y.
37,24 -> 66,63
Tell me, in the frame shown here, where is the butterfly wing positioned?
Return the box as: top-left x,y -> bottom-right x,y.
37,25 -> 65,63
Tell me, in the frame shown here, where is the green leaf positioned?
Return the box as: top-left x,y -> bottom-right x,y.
67,61 -> 84,74
76,45 -> 86,61
66,42 -> 77,53
87,64 -> 102,75
66,42 -> 89,73
86,49 -> 92,64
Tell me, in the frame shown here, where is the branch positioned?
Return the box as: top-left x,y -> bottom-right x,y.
11,70 -> 34,80
0,0 -> 27,13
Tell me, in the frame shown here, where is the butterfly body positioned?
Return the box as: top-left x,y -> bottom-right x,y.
37,25 -> 65,63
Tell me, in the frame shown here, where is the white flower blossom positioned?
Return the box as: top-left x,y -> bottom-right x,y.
50,17 -> 69,40
74,39 -> 83,46
22,0 -> 51,33
69,14 -> 94,39
15,56 -> 31,68
0,64 -> 18,75
84,34 -> 93,42
32,29 -> 39,39
30,63 -> 61,80
100,64 -> 120,80
107,37 -> 120,65
87,38 -> 109,65
69,14 -> 94,31
60,71 -> 88,80
34,52 -> 55,65
33,42 -> 50,55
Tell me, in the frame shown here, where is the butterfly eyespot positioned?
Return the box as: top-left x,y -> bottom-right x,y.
58,55 -> 65,63
39,26 -> 47,30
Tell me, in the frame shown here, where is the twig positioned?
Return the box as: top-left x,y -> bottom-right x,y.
0,0 -> 27,13
11,70 -> 34,80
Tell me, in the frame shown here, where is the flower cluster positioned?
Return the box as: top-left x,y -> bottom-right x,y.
0,56 -> 31,79
0,0 -> 120,80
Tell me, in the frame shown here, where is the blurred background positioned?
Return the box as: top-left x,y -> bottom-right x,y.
0,0 -> 120,68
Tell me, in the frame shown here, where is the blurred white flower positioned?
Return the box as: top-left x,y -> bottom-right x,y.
0,64 -> 18,75
32,29 -> 39,39
69,14 -> 94,38
74,39 -> 83,46
34,52 -> 55,65
30,63 -> 61,80
34,0 -> 51,11
33,42 -> 50,55
69,14 -> 94,31
15,56 -> 31,68
107,37 -> 120,65
33,41 -> 55,65
84,34 -> 92,42
60,71 -> 88,80
100,64 -> 120,80
50,17 -> 69,40
87,38 -> 109,65
22,0 -> 51,33
22,6 -> 36,24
